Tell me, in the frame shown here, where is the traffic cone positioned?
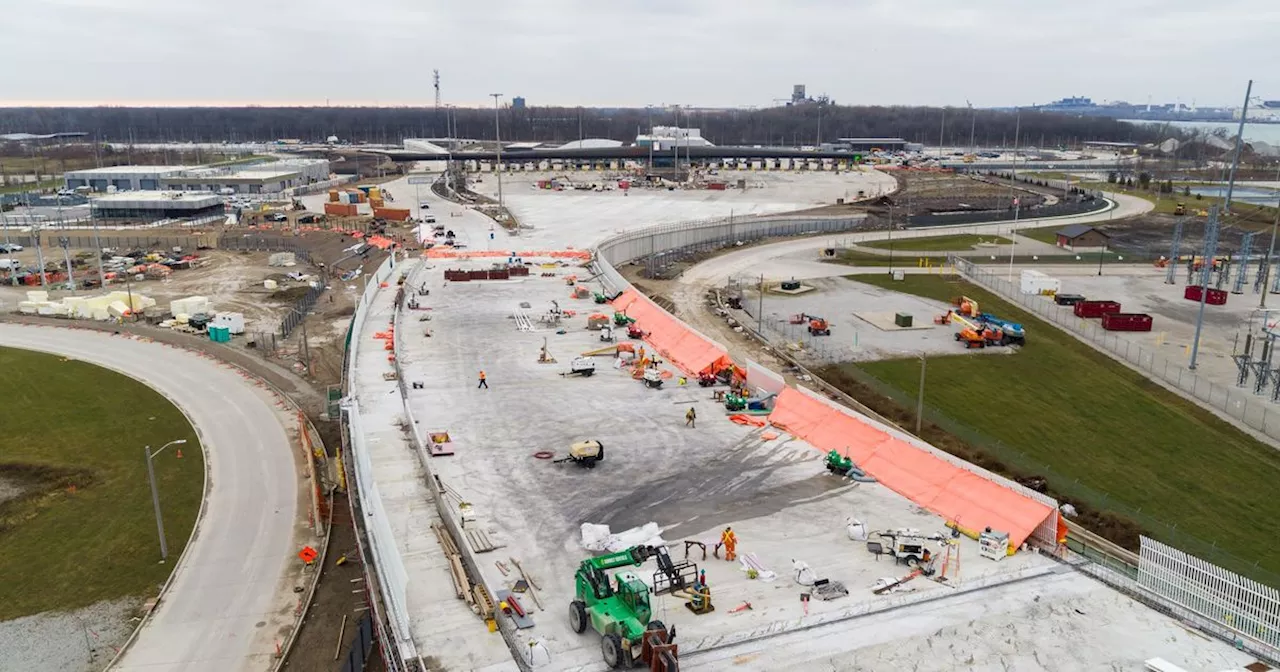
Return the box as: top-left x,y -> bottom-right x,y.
176,448 -> 183,459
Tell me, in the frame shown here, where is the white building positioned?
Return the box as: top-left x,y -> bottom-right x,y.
64,159 -> 331,195
64,165 -> 190,192
635,126 -> 714,150
90,191 -> 224,222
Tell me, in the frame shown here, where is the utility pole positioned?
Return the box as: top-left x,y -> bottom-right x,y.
757,274 -> 764,334
967,100 -> 976,155
1190,206 -> 1222,370
490,93 -> 504,211
1260,162 -> 1280,309
915,353 -> 927,435
1223,79 -> 1253,214
938,108 -> 946,160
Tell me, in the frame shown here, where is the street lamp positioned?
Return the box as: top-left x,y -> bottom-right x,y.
489,93 -> 504,211
145,439 -> 189,561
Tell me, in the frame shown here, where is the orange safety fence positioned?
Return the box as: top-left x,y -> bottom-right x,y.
767,388 -> 1054,549
366,235 -> 396,250
611,289 -> 734,377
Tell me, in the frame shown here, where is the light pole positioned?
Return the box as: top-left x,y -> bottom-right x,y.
645,105 -> 654,176
145,439 -> 189,561
489,93 -> 505,211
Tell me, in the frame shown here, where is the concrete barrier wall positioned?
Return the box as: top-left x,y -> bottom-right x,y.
341,254 -> 418,669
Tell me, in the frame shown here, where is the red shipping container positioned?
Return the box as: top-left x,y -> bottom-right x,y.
1184,285 -> 1228,305
707,182 -> 727,191
1073,300 -> 1121,318
1102,312 -> 1153,332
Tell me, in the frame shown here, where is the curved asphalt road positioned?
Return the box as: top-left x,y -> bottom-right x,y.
0,324 -> 300,672
681,192 -> 1155,284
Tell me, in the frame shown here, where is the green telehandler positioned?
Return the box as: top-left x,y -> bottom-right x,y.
569,545 -> 681,669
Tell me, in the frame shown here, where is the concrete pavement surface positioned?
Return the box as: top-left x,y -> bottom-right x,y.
0,324 -> 303,672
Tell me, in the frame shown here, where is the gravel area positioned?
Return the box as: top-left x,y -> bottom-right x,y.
0,597 -> 141,672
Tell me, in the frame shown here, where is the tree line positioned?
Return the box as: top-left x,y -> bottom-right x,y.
0,105 -> 1172,149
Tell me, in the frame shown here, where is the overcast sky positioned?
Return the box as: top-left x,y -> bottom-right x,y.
4,0 -> 1277,108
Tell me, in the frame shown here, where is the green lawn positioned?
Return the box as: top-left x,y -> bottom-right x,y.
838,274 -> 1280,578
860,234 -> 1011,251
0,347 -> 201,620
0,179 -> 60,195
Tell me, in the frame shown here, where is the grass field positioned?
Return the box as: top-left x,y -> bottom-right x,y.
836,274 -> 1280,577
0,347 -> 201,621
859,234 -> 1012,251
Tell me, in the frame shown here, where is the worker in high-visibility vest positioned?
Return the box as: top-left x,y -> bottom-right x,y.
720,527 -> 738,562
478,370 -> 488,389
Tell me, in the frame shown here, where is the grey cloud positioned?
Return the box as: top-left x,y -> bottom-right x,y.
0,0 -> 1274,107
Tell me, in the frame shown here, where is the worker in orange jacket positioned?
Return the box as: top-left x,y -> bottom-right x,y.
720,527 -> 737,562
478,370 -> 488,389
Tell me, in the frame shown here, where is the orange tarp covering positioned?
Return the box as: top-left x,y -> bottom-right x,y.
768,388 -> 1054,548
611,289 -> 734,376
424,248 -> 592,260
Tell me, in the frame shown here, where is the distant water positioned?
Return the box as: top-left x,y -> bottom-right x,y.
1121,119 -> 1280,144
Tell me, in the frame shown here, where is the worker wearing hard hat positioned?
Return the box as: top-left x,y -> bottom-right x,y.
685,407 -> 697,428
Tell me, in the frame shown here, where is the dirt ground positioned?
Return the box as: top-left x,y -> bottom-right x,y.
1099,212 -> 1260,258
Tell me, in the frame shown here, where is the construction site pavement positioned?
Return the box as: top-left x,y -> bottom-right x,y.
393,259 -> 1091,670
467,169 -> 899,249
349,264 -> 516,672
0,323 -> 305,672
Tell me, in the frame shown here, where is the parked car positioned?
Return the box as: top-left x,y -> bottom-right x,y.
419,202 -> 431,209
424,215 -> 437,223
0,243 -> 23,252
0,259 -> 22,271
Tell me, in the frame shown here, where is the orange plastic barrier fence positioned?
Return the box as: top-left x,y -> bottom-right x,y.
768,388 -> 1053,548
610,289 -> 733,376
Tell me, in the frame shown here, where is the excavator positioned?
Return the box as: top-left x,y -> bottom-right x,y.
570,546 -> 680,669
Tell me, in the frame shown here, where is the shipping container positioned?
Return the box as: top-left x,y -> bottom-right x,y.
1054,293 -> 1087,306
706,182 -> 727,191
369,197 -> 384,209
1073,300 -> 1122,318
1184,285 -> 1228,305
324,202 -> 358,216
373,207 -> 411,221
1101,312 -> 1154,332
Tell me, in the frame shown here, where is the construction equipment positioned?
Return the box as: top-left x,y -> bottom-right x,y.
650,546 -> 699,596
723,393 -> 746,411
955,296 -> 979,317
807,316 -> 831,336
933,310 -> 953,325
627,323 -> 646,339
554,440 -> 605,468
569,546 -> 678,669
563,357 -> 597,377
599,326 -> 616,342
976,312 -> 1026,345
1174,202 -> 1187,216
824,450 -> 876,482
593,292 -> 608,304
642,368 -> 664,389
875,529 -> 943,568
613,311 -> 635,326
951,314 -> 987,349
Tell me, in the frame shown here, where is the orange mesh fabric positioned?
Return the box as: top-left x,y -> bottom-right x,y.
609,289 -> 732,376
769,389 -> 1053,548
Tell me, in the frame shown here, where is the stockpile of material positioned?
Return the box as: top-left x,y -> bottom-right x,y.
19,290 -> 156,320
170,296 -> 211,316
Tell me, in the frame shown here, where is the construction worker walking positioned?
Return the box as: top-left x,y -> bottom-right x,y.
478,370 -> 488,389
720,526 -> 738,562
685,406 -> 696,428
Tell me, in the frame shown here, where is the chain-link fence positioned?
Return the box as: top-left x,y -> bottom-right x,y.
951,255 -> 1280,442
906,198 -> 1111,228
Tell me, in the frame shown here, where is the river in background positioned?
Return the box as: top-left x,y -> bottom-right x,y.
1122,120 -> 1280,144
